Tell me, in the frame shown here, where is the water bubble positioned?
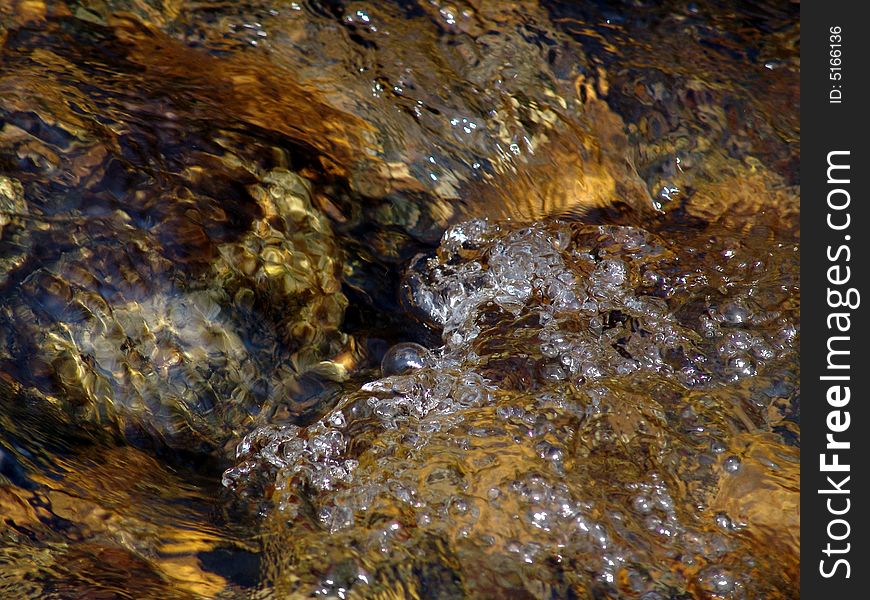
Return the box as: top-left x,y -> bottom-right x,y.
540,342 -> 558,358
319,505 -> 355,533
632,495 -> 653,515
698,567 -> 736,595
526,509 -> 552,531
328,410 -> 347,428
381,342 -> 431,376
720,302 -> 749,325
723,456 -> 741,473
594,259 -> 626,287
715,512 -> 733,530
535,441 -> 564,462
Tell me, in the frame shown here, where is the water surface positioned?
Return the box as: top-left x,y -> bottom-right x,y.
0,1 -> 799,598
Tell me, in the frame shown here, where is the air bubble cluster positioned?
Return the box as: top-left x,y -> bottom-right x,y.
225,219 -> 799,598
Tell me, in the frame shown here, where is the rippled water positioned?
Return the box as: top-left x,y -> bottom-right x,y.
1,1 -> 798,598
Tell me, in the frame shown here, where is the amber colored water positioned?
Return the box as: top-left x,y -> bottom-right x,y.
0,1 -> 798,598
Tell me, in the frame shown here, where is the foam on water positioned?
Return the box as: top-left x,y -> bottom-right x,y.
224,218 -> 799,598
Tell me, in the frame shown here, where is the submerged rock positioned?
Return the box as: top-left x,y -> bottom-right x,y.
0,169 -> 348,451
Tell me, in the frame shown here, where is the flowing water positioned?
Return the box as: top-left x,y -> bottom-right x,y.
0,1 -> 799,598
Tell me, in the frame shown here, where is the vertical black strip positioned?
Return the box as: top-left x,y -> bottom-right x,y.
802,1 -> 870,596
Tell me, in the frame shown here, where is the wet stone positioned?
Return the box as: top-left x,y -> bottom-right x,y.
0,168 -> 349,452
